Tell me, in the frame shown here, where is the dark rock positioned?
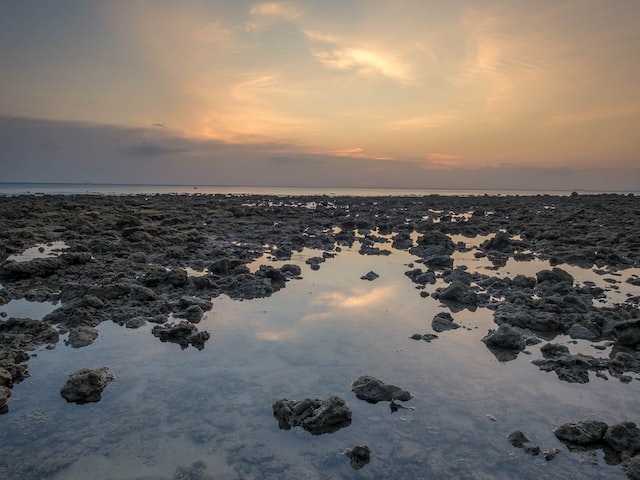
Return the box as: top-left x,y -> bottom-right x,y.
272,396 -> 352,435
409,333 -> 438,342
540,343 -> 570,358
437,281 -> 479,306
624,455 -> 640,480
604,422 -> 640,458
0,385 -> 11,414
482,324 -> 526,351
533,352 -> 607,384
125,316 -> 147,329
614,319 -> 640,347
60,367 -> 114,404
405,268 -> 436,285
508,430 -> 530,448
360,271 -> 379,281
65,325 -> 98,348
554,420 -> 608,445
280,264 -> 302,276
544,448 -> 561,461
431,312 -> 460,332
351,375 -> 412,404
0,317 -> 59,348
151,321 -> 211,350
536,267 -> 574,286
0,367 -> 12,388
345,445 -> 371,470
568,323 -> 600,340
482,231 -> 516,253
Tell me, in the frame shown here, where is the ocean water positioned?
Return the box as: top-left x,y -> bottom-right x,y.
2,182 -> 634,197
1,235 -> 639,479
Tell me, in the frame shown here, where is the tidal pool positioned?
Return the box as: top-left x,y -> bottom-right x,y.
1,244 -> 639,479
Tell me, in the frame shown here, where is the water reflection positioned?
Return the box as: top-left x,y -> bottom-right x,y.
1,244 -> 639,479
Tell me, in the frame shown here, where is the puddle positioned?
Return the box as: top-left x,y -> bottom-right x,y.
7,241 -> 69,262
1,247 -> 637,479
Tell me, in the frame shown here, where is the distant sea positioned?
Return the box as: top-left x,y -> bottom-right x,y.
0,182 -> 635,197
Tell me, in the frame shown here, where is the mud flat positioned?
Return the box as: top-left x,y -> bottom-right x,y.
1,192 -> 639,479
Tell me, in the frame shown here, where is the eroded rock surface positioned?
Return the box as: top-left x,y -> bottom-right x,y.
351,375 -> 412,404
272,396 -> 352,435
60,367 -> 114,404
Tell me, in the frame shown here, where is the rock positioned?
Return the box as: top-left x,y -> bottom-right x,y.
536,267 -> 574,286
0,385 -> 11,413
554,420 -> 608,445
568,323 -> 599,340
437,281 -> 479,306
624,455 -> 640,480
151,321 -> 211,350
351,375 -> 412,404
507,430 -> 530,448
481,231 -> 516,253
431,312 -> 460,332
60,367 -> 114,404
272,396 -> 352,435
0,367 -> 12,388
409,333 -> 438,342
345,445 -> 371,470
65,325 -> 98,348
280,264 -> 302,276
423,254 -> 453,269
360,271 -> 379,281
604,422 -> 640,458
544,448 -> 561,461
125,316 -> 147,329
614,320 -> 640,348
0,317 -> 59,348
533,352 -> 606,384
404,268 -> 436,285
482,324 -> 526,351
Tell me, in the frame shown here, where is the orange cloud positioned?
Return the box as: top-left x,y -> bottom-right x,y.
329,147 -> 393,161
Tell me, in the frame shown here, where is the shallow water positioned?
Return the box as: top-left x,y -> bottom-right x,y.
1,244 -> 639,479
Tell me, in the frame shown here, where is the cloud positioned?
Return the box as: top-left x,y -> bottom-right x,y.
249,2 -> 302,20
119,141 -> 187,157
311,47 -> 411,83
329,147 -> 393,161
422,153 -> 462,170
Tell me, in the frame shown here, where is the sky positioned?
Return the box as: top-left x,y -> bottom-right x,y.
1,0 -> 639,191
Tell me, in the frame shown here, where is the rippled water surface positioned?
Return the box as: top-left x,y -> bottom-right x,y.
2,244 -> 640,479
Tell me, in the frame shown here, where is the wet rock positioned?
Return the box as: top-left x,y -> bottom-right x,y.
404,268 -> 436,285
0,252 -> 92,279
614,319 -> 640,348
125,316 -> 147,329
0,385 -> 11,414
436,281 -> 479,306
345,445 -> 371,470
508,430 -> 530,448
272,396 -> 352,435
0,317 -> 59,348
305,256 -> 326,270
280,264 -> 302,277
409,333 -> 438,342
351,375 -> 412,404
431,312 -> 460,332
482,324 -> 526,351
60,367 -> 114,404
554,420 -> 608,446
360,271 -> 379,281
0,366 -> 12,388
65,325 -> 98,348
482,231 -> 517,253
568,323 -> 600,340
604,422 -> 640,459
624,455 -> 640,480
533,352 -> 606,384
544,448 -> 561,461
151,321 -> 211,350
536,267 -> 574,287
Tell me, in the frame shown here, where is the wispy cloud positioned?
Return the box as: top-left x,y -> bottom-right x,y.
249,2 -> 302,20
329,147 -> 393,161
312,47 -> 412,83
422,153 -> 462,170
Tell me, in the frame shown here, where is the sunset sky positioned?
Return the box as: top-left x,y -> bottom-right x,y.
1,1 -> 639,190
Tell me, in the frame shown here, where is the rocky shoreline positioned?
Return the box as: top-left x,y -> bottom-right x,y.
1,192 -> 639,477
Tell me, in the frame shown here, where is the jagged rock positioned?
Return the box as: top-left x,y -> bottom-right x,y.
614,320 -> 640,348
536,267 -> 574,286
508,430 -> 530,448
60,367 -> 114,404
482,324 -> 526,351
437,281 -> 479,306
554,420 -> 608,445
345,445 -> 371,470
404,268 -> 436,285
65,325 -> 98,348
482,231 -> 516,253
272,396 -> 352,435
431,312 -> 460,332
360,271 -> 379,281
351,375 -> 412,404
624,455 -> 640,480
0,385 -> 11,414
604,422 -> 640,458
0,317 -> 59,348
151,321 -> 211,350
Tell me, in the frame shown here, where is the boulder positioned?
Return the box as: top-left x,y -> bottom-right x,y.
345,445 -> 371,470
272,396 -> 352,435
554,420 -> 608,445
151,321 -> 211,350
437,281 -> 479,306
482,324 -> 526,351
65,325 -> 98,348
604,422 -> 640,458
614,319 -> 640,348
60,367 -> 114,404
431,312 -> 460,332
351,375 -> 412,404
